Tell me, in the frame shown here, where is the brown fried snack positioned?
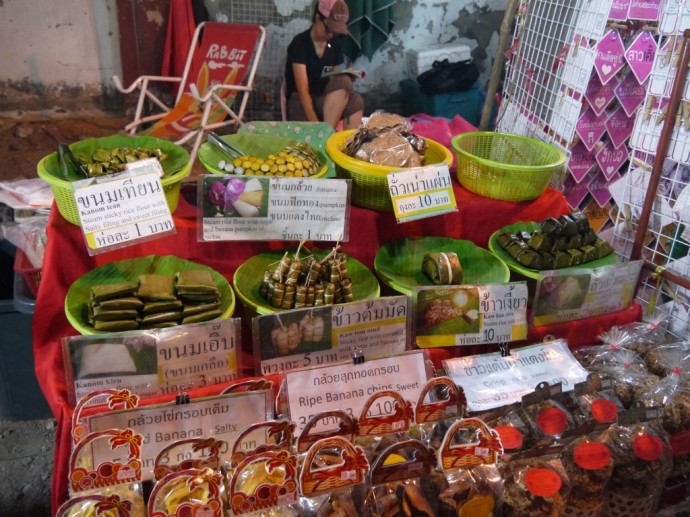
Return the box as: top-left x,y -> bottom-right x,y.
502,460 -> 567,517
560,436 -> 613,510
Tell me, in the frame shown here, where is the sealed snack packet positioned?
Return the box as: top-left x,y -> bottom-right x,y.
520,382 -> 576,446
296,410 -> 359,455
227,449 -> 302,516
355,389 -> 415,464
65,427 -> 146,515
147,467 -> 225,517
56,493 -> 138,517
584,349 -> 659,409
604,319 -> 672,358
298,436 -> 369,516
560,433 -> 614,517
153,437 -> 227,481
571,376 -> 625,426
640,341 -> 690,378
413,376 -> 467,451
481,403 -> 533,457
364,438 -> 444,516
437,417 -> 504,516
603,405 -> 672,516
501,447 -> 571,516
637,374 -> 690,476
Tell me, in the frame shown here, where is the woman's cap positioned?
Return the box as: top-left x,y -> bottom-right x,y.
318,0 -> 349,35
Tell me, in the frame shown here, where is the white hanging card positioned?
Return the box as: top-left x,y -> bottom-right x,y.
575,0 -> 614,41
659,0 -> 683,34
73,164 -> 175,256
199,176 -> 350,241
550,91 -> 581,143
442,340 -> 589,412
562,39 -> 596,94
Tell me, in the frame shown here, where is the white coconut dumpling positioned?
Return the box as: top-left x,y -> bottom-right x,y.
243,178 -> 263,192
78,343 -> 137,377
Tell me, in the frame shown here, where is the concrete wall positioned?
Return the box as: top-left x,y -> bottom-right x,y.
0,0 -> 122,113
0,0 -> 507,115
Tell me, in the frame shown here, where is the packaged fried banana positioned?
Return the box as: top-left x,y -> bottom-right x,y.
413,376 -> 467,451
364,439 -> 442,517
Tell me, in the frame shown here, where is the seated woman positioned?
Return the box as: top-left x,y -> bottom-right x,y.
284,0 -> 364,130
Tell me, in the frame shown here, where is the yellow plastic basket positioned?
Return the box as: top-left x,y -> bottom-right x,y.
37,135 -> 191,225
326,129 -> 453,211
452,132 -> 565,202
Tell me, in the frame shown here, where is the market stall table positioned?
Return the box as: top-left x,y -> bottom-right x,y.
33,180 -> 640,511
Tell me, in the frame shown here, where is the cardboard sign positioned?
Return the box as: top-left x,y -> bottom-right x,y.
387,165 -> 457,223
73,165 -> 175,255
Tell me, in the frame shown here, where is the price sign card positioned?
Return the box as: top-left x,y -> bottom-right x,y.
443,340 -> 589,412
199,175 -> 350,241
87,390 -> 271,480
532,260 -> 642,326
73,164 -> 175,255
253,296 -> 410,376
63,318 -> 242,406
415,283 -> 528,348
387,165 -> 457,223
284,350 -> 429,435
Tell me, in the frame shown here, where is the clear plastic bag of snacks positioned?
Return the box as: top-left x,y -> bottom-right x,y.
640,341 -> 690,378
501,448 -> 571,517
413,376 -> 467,452
603,407 -> 672,517
520,382 -> 576,446
560,433 -> 614,517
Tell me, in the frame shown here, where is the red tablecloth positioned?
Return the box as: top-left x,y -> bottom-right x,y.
34,181 -> 640,512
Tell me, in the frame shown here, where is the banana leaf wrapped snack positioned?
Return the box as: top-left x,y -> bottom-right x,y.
422,252 -> 463,285
497,211 -> 615,270
84,270 -> 222,331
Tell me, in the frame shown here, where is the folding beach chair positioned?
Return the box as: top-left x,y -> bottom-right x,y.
112,22 -> 266,163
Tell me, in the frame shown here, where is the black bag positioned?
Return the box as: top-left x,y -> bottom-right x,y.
416,58 -> 479,95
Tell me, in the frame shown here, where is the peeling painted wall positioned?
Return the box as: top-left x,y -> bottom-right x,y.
0,0 -> 121,112
0,0 -> 507,115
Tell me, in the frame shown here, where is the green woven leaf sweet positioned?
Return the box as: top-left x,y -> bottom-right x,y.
488,221 -> 618,279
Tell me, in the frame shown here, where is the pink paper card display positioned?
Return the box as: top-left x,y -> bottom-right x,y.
576,108 -> 609,151
564,171 -> 596,209
596,140 -> 629,181
625,30 -> 658,84
628,0 -> 661,20
609,0 -> 631,20
585,74 -> 617,116
568,141 -> 597,183
615,72 -> 647,117
588,170 -> 619,207
605,107 -> 635,149
595,29 -> 627,85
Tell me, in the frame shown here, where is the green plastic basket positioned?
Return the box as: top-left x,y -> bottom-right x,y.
37,135 -> 191,225
452,132 -> 565,202
326,129 -> 453,212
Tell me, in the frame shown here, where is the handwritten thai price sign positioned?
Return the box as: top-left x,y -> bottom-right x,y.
73,163 -> 175,255
63,318 -> 242,406
86,390 -> 272,480
284,350 -> 429,435
387,165 -> 457,223
532,260 -> 642,327
415,283 -> 528,348
200,176 -> 350,241
443,340 -> 589,412
253,296 -> 410,376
